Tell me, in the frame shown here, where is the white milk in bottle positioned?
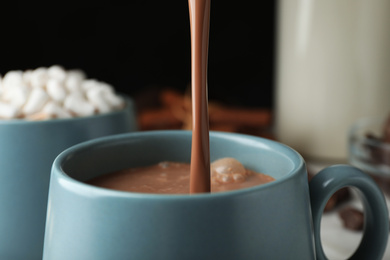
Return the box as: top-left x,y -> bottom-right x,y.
275,0 -> 390,162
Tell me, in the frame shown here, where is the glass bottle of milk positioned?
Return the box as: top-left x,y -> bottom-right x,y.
275,0 -> 390,163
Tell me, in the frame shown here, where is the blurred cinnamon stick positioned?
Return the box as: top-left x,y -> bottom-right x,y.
209,107 -> 271,128
137,88 -> 273,136
138,108 -> 183,130
161,89 -> 271,127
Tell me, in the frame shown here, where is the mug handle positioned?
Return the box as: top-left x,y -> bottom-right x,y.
309,165 -> 389,260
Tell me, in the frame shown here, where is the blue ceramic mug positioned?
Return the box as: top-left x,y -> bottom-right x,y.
0,97 -> 137,260
43,130 -> 388,260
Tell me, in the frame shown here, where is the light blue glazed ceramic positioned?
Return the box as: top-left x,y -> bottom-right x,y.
0,97 -> 137,260
43,130 -> 388,260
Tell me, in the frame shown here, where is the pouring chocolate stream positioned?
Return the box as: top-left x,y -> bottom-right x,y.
188,0 -> 211,193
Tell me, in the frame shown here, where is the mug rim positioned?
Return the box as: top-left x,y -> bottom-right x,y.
0,94 -> 134,126
52,130 -> 306,200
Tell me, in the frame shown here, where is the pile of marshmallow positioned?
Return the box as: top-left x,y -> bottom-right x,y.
0,65 -> 125,120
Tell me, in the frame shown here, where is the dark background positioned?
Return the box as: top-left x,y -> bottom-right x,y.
0,1 -> 276,109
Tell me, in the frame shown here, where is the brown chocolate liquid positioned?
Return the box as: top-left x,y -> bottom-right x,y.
87,0 -> 275,194
88,161 -> 274,194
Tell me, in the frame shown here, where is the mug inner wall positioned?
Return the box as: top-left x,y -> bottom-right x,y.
59,132 -> 301,186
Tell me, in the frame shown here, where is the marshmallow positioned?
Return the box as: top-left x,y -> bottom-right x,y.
96,81 -> 114,92
22,70 -> 33,86
68,69 -> 86,81
86,86 -> 111,113
2,71 -> 24,90
69,89 -> 85,99
3,84 -> 30,108
65,70 -> 85,93
0,102 -> 20,119
64,94 -> 95,117
104,90 -> 125,108
211,158 -> 246,175
22,87 -> 49,115
48,65 -> 67,82
42,101 -> 72,119
25,113 -> 51,121
211,158 -> 247,184
47,79 -> 67,102
0,76 -> 3,95
30,67 -> 48,88
81,79 -> 100,92
90,81 -> 124,108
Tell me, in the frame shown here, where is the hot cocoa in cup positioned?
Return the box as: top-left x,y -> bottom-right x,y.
87,158 -> 275,194
43,130 -> 388,260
